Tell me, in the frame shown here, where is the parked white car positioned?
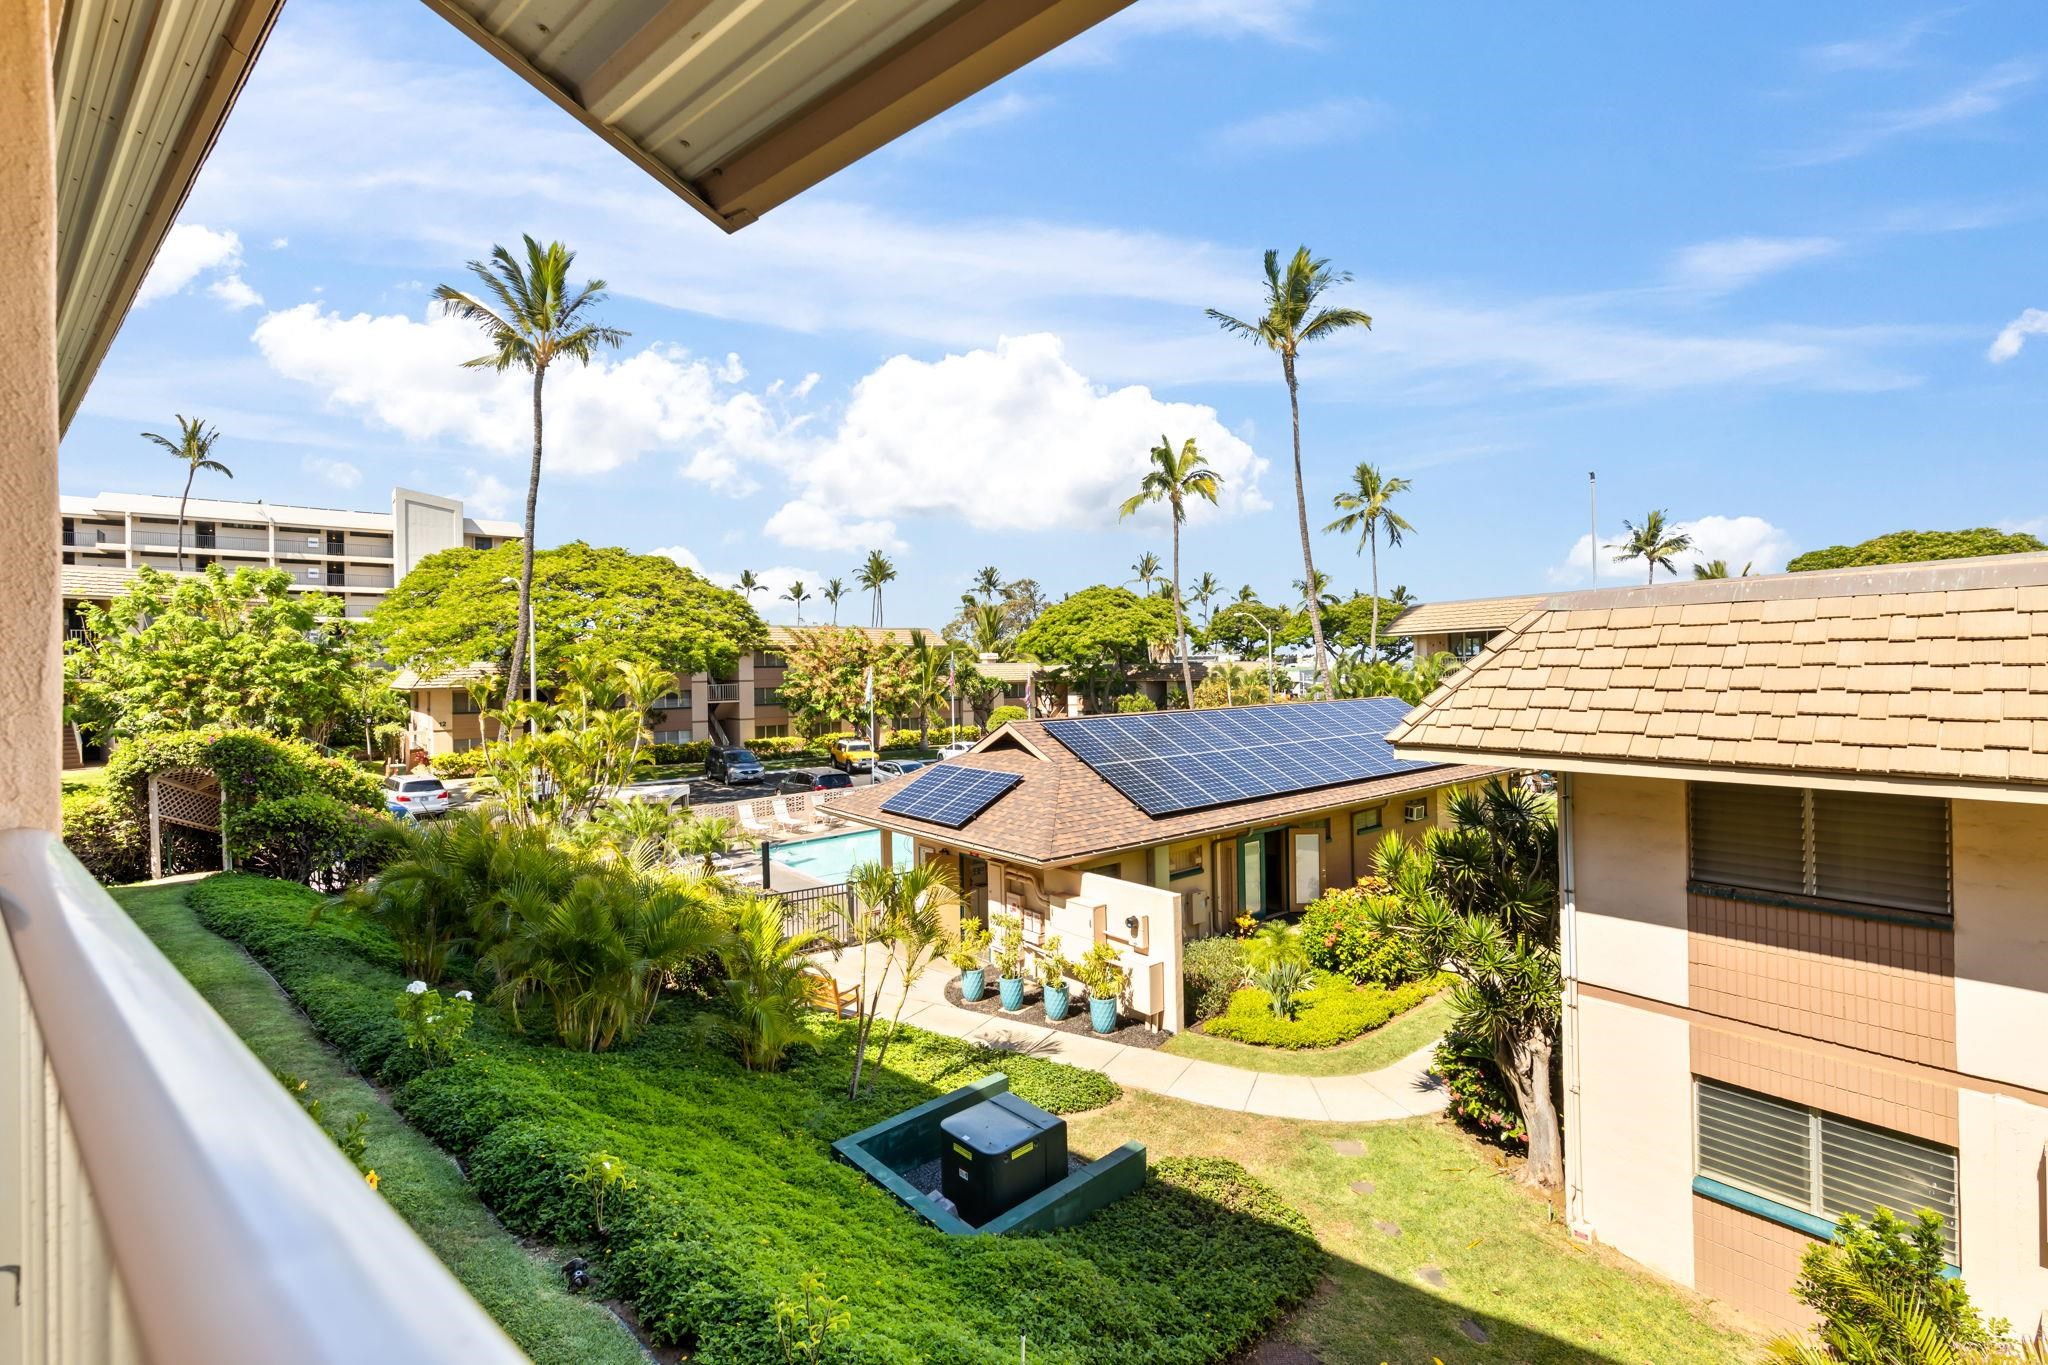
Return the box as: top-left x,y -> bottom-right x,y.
936,741 -> 975,760
384,774 -> 451,816
873,758 -> 928,780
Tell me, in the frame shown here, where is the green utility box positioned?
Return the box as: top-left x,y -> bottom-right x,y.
940,1093 -> 1067,1225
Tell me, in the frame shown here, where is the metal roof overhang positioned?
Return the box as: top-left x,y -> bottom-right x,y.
419,0 -> 1136,232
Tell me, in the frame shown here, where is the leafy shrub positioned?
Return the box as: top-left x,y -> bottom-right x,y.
1182,937 -> 1248,1022
429,748 -> 489,777
184,873 -> 1316,1364
1787,528 -> 2045,573
746,735 -> 817,758
61,788 -> 145,883
1433,1023 -> 1526,1145
1114,694 -> 1156,713
225,791 -> 393,887
1301,885 -> 1426,987
988,705 -> 1027,728
1204,976 -> 1444,1048
1777,1208 -> 2001,1361
398,982 -> 475,1064
647,740 -> 713,766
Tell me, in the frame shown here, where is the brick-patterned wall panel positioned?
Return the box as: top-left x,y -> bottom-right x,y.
1691,1023 -> 1959,1146
1689,892 -> 1955,1068
1693,1194 -> 1818,1333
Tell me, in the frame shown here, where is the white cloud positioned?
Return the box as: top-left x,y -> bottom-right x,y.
1097,0 -> 1312,43
761,501 -> 904,554
1210,97 -> 1387,156
208,273 -> 264,310
652,544 -> 702,571
1805,11 -> 1953,73
137,224 -> 247,306
459,469 -> 513,518
301,455 -> 361,489
763,333 -> 1269,548
716,352 -> 747,383
1988,308 -> 2048,363
1785,60 -> 2040,165
269,236 -> 289,249
660,555 -> 832,623
1668,236 -> 1840,295
1547,514 -> 1798,586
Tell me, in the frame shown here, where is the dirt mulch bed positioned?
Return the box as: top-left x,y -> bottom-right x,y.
943,977 -> 1171,1049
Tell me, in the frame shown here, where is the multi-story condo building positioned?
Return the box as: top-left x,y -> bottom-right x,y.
1390,556 -> 2048,1333
59,486 -> 518,620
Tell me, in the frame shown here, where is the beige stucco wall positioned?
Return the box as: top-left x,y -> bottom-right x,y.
1569,991 -> 1695,1284
1570,772 -> 1689,1005
1953,799 -> 2048,1093
1957,1088 -> 2048,1333
1,0 -> 59,833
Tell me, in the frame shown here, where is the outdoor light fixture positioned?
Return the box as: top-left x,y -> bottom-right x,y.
1124,915 -> 1139,936
563,1257 -> 590,1292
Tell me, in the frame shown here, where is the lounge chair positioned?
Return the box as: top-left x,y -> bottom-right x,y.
738,803 -> 774,841
770,796 -> 808,834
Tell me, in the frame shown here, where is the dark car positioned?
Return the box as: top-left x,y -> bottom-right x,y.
705,747 -> 765,783
805,770 -> 855,792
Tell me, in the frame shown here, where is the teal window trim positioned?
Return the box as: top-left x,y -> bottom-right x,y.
1168,866 -> 1203,882
1687,881 -> 1954,932
1692,1178 -> 1961,1277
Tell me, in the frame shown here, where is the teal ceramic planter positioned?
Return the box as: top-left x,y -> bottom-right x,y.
999,976 -> 1025,1011
1089,997 -> 1118,1034
960,967 -> 986,1002
1043,984 -> 1072,1021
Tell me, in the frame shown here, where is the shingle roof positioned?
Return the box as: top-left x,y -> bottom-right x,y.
825,715 -> 1501,865
1388,554 -> 2048,793
60,564 -> 141,600
395,664 -> 499,691
1386,594 -> 1549,637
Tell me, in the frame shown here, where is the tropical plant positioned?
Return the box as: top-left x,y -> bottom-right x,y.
1189,571 -> 1222,629
822,577 -> 847,624
435,236 -> 627,734
1192,661 -> 1272,708
948,917 -> 991,971
870,864 -> 956,1072
856,550 -> 896,627
709,894 -> 818,1070
1330,651 -> 1460,704
1129,550 -> 1163,594
1074,941 -> 1128,1001
988,909 -> 1027,981
970,603 -> 1008,657
905,633 -> 951,747
1789,528 -> 2046,573
1767,1209 -> 2004,1364
1207,246 -> 1372,696
675,812 -> 749,875
775,1269 -> 852,1365
737,569 -> 764,602
397,980 -> 474,1064
973,566 -> 1004,602
1324,462 -> 1414,657
141,413 -> 230,572
1614,509 -> 1694,584
841,860 -> 960,1092
1036,936 -> 1070,989
1121,435 -> 1223,708
1692,559 -> 1750,579
783,579 -> 810,622
569,1151 -> 636,1237
1012,586 -> 1176,712
1243,921 -> 1311,1017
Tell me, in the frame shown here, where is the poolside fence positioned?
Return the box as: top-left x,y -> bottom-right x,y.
774,880 -> 856,945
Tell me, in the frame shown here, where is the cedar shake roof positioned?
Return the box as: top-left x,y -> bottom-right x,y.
824,716 -> 1502,865
1388,554 -> 2048,795
1387,594 -> 1550,637
395,664 -> 499,691
60,564 -> 142,601
767,625 -> 931,646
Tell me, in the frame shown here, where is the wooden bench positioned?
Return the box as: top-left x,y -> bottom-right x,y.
801,968 -> 862,1017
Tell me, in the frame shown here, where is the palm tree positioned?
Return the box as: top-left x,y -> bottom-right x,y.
1120,436 -> 1223,708
856,550 -> 896,627
1293,568 -> 1335,610
1189,571 -> 1222,629
970,603 -> 1007,657
973,566 -> 1003,602
736,569 -> 764,603
822,577 -> 847,624
1614,509 -> 1694,584
1324,462 -> 1415,657
1692,559 -> 1752,580
1129,551 -> 1163,595
435,236 -> 627,730
783,579 -> 810,623
1207,246 -> 1372,696
141,414 -> 230,572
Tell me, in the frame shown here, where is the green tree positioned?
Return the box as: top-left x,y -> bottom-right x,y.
435,237 -> 627,732
1207,246 -> 1373,696
774,627 -> 915,735
843,860 -> 959,1094
783,579 -> 810,623
822,577 -> 847,624
972,566 -> 1003,601
1615,509 -> 1693,584
856,550 -> 897,627
1120,436 -> 1223,708
141,414 -> 231,572
1130,550 -> 1163,594
1013,585 -> 1176,712
1324,462 -> 1414,657
368,542 -> 763,690
1330,651 -> 1459,704
64,565 -> 371,746
1788,528 -> 2046,573
737,569 -> 764,603
1191,661 -> 1271,708
711,895 -> 818,1071
1767,1209 -> 2001,1364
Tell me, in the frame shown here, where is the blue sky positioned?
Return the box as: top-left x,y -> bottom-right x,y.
61,0 -> 2048,626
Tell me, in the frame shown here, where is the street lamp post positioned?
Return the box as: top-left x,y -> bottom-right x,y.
1214,605 -> 1277,700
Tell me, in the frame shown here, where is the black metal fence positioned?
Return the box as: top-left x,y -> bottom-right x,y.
772,881 -> 855,946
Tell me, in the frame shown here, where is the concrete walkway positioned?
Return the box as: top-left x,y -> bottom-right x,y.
814,947 -> 1447,1123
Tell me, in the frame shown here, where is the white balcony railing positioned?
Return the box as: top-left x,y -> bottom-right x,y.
130,528 -> 274,553
706,682 -> 740,702
0,832 -> 524,1363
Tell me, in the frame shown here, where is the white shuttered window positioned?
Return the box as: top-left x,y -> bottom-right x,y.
1689,783 -> 1950,915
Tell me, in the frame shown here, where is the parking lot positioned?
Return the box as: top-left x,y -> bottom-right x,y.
679,766 -> 886,806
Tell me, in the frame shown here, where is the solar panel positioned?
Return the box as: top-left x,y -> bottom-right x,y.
1042,697 -> 1433,817
879,764 -> 1022,828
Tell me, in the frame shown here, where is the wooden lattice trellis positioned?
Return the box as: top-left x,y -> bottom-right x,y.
148,767 -> 227,879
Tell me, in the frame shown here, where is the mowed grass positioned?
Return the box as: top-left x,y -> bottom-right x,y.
61,764 -> 108,794
1164,991 -> 1459,1078
114,883 -> 650,1365
1064,1091 -> 1763,1365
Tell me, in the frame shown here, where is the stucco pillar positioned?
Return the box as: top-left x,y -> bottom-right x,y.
0,0 -> 60,833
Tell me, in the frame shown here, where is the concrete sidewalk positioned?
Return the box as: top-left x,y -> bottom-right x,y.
814,948 -> 1448,1124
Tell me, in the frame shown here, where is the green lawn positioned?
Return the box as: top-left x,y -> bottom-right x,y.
1066,1092 -> 1763,1365
1164,991 -> 1459,1077
61,764 -> 108,794
113,883 -> 651,1365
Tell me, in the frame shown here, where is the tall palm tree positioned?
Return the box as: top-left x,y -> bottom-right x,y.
1293,568 -> 1334,609
973,566 -> 1003,602
970,603 -> 1007,657
856,550 -> 896,627
1120,436 -> 1222,707
783,580 -> 810,622
141,414 -> 230,572
1692,559 -> 1751,580
1324,462 -> 1414,657
1236,584 -> 1259,604
1129,551 -> 1163,595
435,236 -> 626,730
1614,509 -> 1693,584
822,577 -> 847,624
1207,246 -> 1372,696
1189,571 -> 1222,629
736,569 -> 763,603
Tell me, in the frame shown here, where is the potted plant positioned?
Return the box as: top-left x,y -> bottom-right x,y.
1038,937 -> 1072,1022
991,910 -> 1027,1011
1076,942 -> 1128,1035
950,919 -> 992,1002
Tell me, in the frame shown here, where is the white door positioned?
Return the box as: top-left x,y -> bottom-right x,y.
1292,831 -> 1320,906
1240,836 -> 1263,916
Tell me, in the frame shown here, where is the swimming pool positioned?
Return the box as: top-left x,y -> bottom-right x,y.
769,829 -> 883,884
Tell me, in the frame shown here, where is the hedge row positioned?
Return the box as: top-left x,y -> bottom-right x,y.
184,875 -> 1321,1363
1203,976 -> 1449,1049
432,726 -> 988,778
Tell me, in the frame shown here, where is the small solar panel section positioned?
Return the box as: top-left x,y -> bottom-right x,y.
879,765 -> 1022,828
1042,697 -> 1433,817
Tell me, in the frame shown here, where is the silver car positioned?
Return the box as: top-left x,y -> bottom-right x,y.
873,758 -> 927,780
383,774 -> 451,816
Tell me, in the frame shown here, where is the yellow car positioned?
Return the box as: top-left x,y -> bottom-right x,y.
829,736 -> 878,774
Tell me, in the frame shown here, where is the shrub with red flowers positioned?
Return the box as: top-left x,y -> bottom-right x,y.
1299,884 -> 1425,987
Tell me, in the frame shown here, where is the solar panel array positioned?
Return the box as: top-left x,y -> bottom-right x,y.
878,764 -> 1022,828
1041,697 -> 1432,817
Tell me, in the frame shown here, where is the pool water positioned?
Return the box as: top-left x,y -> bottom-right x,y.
770,829 -> 883,884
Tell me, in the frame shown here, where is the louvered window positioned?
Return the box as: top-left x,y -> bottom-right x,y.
1694,1079 -> 1958,1257
1689,783 -> 1950,915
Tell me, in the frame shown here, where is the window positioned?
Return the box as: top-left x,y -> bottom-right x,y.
453,691 -> 480,715
1448,630 -> 1490,660
650,692 -> 690,710
755,687 -> 784,706
452,737 -> 481,753
473,536 -> 493,551
1355,806 -> 1384,834
1694,1078 -> 1958,1257
1689,782 -> 1950,915
754,650 -> 786,669
652,728 -> 691,745
1403,797 -> 1429,823
754,723 -> 789,739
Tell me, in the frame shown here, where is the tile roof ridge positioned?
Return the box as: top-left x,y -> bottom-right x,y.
1385,606 -> 1547,746
1542,553 -> 2048,611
